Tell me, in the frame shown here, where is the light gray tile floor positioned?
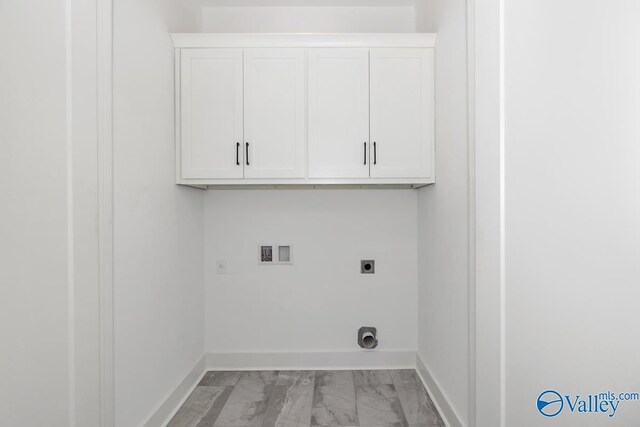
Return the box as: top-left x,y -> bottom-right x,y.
168,370 -> 445,427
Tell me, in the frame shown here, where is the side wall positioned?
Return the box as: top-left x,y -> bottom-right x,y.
0,2 -> 70,425
112,1 -> 205,425
505,1 -> 640,425
415,0 -> 471,425
204,190 -> 418,357
1,0 -> 106,424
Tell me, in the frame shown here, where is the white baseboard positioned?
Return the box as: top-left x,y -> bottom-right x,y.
415,354 -> 465,427
206,350 -> 416,371
143,355 -> 207,427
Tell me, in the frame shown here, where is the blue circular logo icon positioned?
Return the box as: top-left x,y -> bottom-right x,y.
537,390 -> 564,417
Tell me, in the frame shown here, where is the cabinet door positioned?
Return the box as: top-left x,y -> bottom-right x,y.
370,48 -> 434,179
243,49 -> 306,179
181,49 -> 243,179
308,49 -> 370,178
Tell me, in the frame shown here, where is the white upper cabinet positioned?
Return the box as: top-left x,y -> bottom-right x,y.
308,48 -> 370,179
172,34 -> 436,187
370,48 -> 434,179
243,49 -> 306,179
180,49 -> 243,179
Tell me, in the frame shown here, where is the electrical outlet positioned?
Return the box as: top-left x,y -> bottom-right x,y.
361,260 -> 375,274
216,260 -> 227,274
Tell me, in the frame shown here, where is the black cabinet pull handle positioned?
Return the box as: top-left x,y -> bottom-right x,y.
245,142 -> 250,166
236,142 -> 240,165
364,142 -> 367,165
373,142 -> 377,165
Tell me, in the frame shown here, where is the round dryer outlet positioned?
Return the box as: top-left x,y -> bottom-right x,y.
358,326 -> 378,349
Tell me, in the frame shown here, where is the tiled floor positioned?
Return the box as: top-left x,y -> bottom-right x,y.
168,369 -> 445,427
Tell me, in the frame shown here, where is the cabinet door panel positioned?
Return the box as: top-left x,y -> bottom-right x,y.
370,48 -> 434,179
308,49 -> 370,178
181,49 -> 243,179
244,49 -> 306,179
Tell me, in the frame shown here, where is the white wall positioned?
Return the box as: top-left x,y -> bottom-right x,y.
112,0 -> 205,425
201,6 -> 415,32
204,190 -> 418,354
415,0 -> 470,425
198,0 -> 420,359
505,1 -> 640,425
0,2 -> 70,425
70,0 -> 102,423
1,0 -> 105,424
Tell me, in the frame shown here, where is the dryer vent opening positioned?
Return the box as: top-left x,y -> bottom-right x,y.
358,326 -> 378,349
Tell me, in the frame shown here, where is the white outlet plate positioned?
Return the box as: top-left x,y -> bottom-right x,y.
216,260 -> 227,274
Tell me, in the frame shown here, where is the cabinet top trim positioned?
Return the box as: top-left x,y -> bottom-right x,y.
170,33 -> 437,48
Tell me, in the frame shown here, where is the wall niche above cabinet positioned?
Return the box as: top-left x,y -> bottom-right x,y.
172,33 -> 436,189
